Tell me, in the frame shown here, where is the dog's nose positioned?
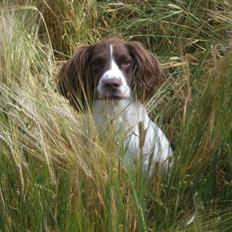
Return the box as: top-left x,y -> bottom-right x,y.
102,78 -> 122,90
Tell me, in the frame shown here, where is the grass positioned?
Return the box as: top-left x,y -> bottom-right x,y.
0,0 -> 232,231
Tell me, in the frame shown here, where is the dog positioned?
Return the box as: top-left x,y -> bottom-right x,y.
57,37 -> 172,176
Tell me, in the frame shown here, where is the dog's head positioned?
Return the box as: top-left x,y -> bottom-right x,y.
57,38 -> 164,110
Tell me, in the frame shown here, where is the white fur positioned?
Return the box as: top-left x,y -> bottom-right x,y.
92,99 -> 172,176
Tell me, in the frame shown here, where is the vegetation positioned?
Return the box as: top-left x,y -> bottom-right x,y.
0,0 -> 232,231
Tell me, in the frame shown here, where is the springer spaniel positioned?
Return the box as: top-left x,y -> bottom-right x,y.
57,38 -> 172,176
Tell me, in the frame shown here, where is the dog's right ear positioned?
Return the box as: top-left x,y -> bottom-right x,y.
126,41 -> 164,102
57,46 -> 92,110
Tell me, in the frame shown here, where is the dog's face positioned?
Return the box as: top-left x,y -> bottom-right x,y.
57,38 -> 164,110
90,42 -> 133,100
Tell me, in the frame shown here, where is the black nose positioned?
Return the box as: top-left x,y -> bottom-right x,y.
102,78 -> 122,90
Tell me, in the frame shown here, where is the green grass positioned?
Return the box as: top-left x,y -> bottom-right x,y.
0,0 -> 232,231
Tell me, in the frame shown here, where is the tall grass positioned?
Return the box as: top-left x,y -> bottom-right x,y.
0,0 -> 232,231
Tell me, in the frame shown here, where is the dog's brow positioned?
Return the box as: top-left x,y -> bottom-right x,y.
91,55 -> 105,62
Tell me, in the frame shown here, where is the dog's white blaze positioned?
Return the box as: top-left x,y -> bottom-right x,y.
98,44 -> 130,97
110,43 -> 113,59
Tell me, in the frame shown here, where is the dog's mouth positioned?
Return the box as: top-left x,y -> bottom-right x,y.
95,90 -> 130,100
96,94 -> 129,100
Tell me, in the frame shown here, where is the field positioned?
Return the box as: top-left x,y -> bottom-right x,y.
0,0 -> 232,231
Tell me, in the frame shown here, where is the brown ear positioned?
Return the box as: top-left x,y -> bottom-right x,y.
126,41 -> 164,101
57,46 -> 93,110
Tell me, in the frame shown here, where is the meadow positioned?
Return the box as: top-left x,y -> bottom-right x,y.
0,0 -> 232,231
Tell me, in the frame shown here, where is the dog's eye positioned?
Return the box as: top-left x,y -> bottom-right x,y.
91,57 -> 105,70
122,60 -> 131,65
121,59 -> 132,69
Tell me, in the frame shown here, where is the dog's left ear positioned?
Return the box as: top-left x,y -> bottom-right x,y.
126,41 -> 164,101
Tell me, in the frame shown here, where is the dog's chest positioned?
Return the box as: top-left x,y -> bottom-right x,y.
92,100 -> 146,134
92,100 -> 172,174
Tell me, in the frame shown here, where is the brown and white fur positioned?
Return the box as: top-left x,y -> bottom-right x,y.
57,38 -> 172,176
